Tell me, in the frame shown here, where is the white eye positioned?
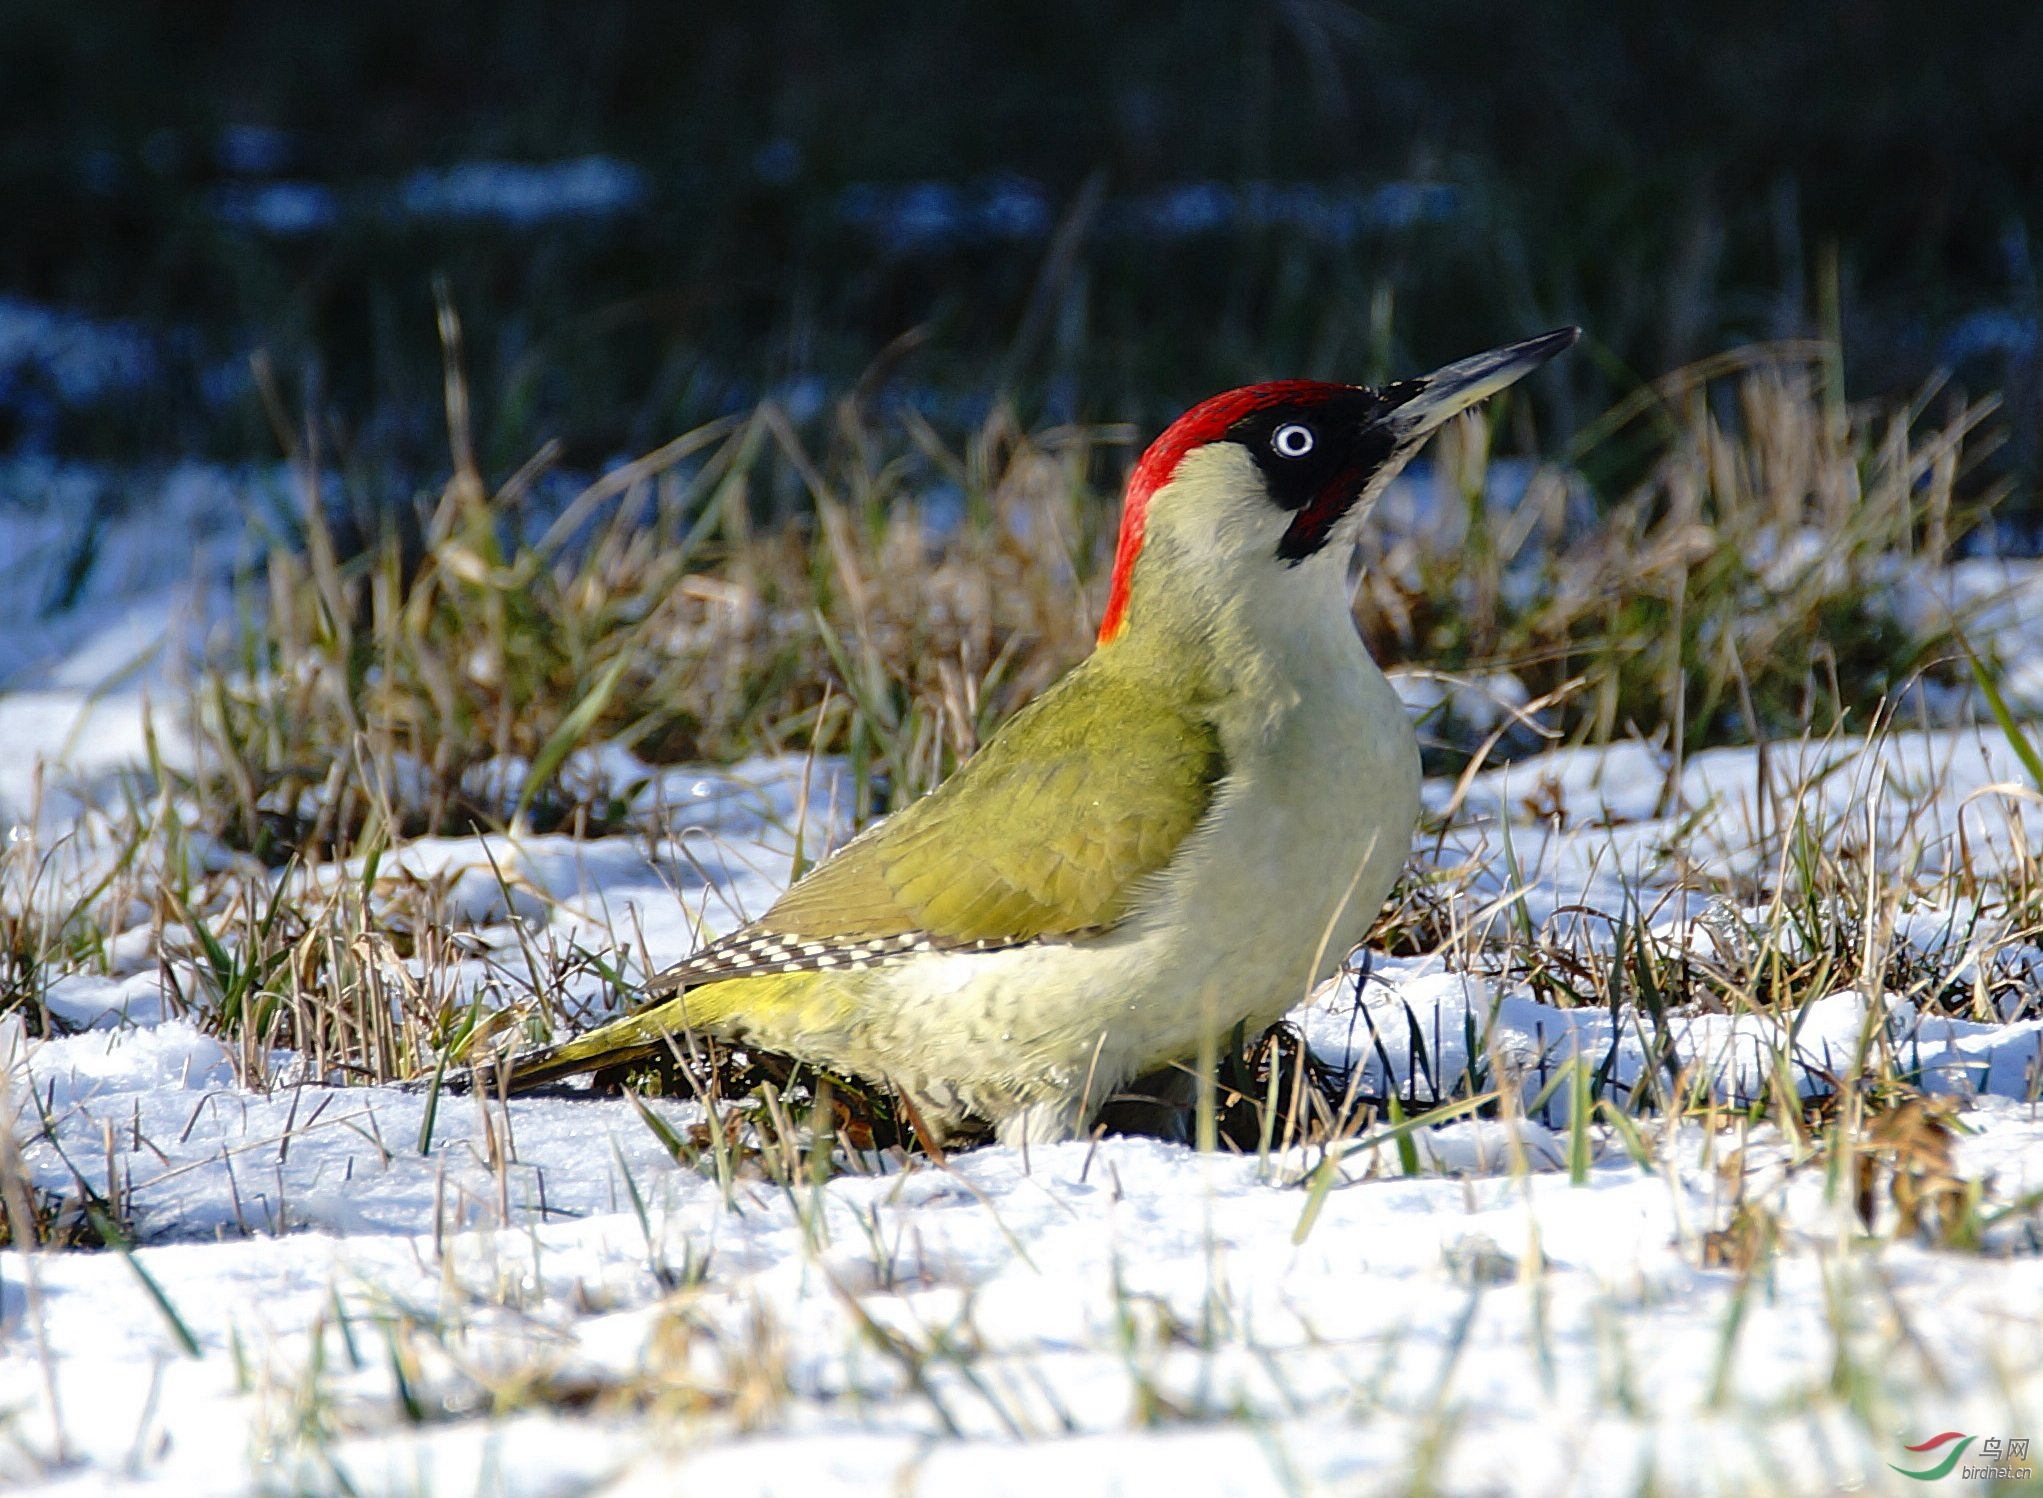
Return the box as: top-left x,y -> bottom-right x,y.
1272,422 -> 1315,458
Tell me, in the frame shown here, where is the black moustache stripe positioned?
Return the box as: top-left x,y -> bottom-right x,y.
1275,431 -> 1394,563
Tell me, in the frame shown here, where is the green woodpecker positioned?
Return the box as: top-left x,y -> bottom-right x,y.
505,328 -> 1579,1144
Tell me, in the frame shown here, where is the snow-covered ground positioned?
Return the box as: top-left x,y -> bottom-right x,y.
4,472 -> 2043,1495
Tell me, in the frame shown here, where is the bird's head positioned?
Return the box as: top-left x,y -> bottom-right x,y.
1097,327 -> 1580,645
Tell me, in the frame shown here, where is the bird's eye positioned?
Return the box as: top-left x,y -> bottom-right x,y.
1272,423 -> 1315,458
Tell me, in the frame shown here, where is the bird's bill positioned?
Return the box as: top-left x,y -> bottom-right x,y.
1387,326 -> 1581,436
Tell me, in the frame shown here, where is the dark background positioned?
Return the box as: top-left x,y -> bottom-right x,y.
5,0 -> 2039,498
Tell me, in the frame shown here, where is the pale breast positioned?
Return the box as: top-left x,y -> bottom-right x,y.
833,621 -> 1420,1116
1143,645 -> 1419,1036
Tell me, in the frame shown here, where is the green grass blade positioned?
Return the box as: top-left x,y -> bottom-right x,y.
1964,641 -> 2043,791
1294,1091 -> 1497,1244
87,1206 -> 202,1358
416,1051 -> 449,1155
513,650 -> 634,828
626,1088 -> 695,1167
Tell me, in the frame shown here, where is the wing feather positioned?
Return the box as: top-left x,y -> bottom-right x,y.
646,658 -> 1224,993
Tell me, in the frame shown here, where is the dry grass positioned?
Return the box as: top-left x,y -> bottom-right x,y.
198,336 -> 2007,865
1358,347 -> 2002,759
2,336 -> 2038,1214
208,341 -> 1118,863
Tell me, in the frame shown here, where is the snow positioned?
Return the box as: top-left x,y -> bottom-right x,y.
211,181 -> 342,236
3,474 -> 2043,1494
1304,965 -> 2043,1114
0,458 -> 278,827
209,157 -> 652,237
1891,555 -> 2043,712
395,158 -> 651,225
836,178 -> 1464,253
8,1046 -> 2042,1494
0,298 -> 155,407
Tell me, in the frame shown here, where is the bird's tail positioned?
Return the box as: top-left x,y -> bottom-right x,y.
498,1023 -> 665,1092
499,977 -> 711,1092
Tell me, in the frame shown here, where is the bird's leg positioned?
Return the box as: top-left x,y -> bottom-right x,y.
1096,1064 -> 1200,1143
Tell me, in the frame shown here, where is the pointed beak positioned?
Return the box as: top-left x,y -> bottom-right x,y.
1383,326 -> 1580,438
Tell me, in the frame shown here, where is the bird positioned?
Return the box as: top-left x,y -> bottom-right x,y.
499,328 -> 1580,1146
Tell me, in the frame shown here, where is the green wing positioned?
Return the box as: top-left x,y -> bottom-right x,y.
652,658 -> 1225,989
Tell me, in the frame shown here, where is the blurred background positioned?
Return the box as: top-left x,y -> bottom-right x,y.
5,0 -> 2040,510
